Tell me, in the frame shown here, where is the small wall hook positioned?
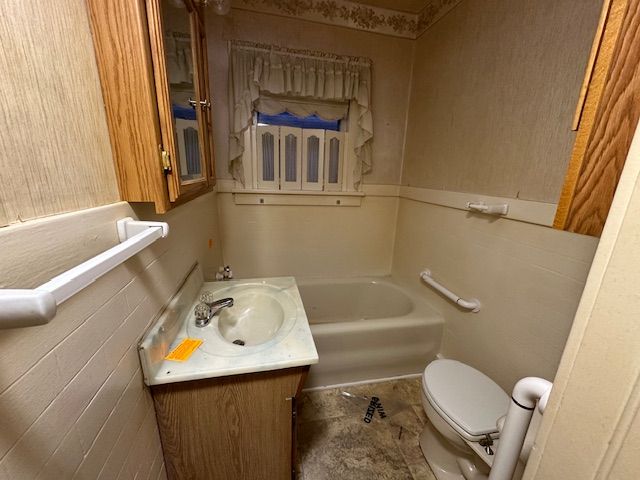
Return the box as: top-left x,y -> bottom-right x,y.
466,202 -> 509,216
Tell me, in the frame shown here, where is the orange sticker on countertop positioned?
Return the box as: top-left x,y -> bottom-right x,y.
165,338 -> 203,362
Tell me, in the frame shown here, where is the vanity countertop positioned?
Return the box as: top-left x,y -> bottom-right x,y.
139,266 -> 318,386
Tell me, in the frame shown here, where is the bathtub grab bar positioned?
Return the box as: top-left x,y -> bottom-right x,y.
419,270 -> 481,312
0,217 -> 169,329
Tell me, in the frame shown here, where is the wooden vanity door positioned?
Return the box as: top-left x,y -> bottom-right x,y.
151,366 -> 308,480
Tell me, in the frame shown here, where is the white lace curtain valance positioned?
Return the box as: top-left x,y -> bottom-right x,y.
255,95 -> 349,122
228,41 -> 373,187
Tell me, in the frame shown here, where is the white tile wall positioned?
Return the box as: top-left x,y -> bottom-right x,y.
217,193 -> 399,278
0,192 -> 222,479
391,198 -> 599,391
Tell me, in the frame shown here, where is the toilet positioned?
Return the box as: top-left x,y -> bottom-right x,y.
420,359 -> 530,480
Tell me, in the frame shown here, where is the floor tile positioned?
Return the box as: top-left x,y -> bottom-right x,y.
298,386 -> 352,424
407,461 -> 438,480
298,378 -> 436,480
399,377 -> 423,406
299,416 -> 414,480
412,404 -> 428,426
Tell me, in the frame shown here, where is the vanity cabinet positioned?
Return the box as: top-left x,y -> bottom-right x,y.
87,0 -> 215,214
151,366 -> 309,480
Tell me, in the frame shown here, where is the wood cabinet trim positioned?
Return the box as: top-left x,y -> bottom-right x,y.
87,0 -> 216,213
86,0 -> 171,213
147,1 -> 212,202
189,11 -> 212,194
146,0 -> 181,203
198,25 -> 217,184
554,0 -> 640,236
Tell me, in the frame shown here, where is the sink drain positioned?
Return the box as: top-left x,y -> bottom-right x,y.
232,339 -> 245,346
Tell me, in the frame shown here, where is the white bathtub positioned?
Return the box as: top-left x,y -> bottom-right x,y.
297,277 -> 443,389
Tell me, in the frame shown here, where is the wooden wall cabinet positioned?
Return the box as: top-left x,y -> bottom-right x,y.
554,0 -> 640,236
87,0 -> 215,213
151,367 -> 308,480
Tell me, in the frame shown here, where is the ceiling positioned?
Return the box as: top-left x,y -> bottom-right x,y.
352,0 -> 429,14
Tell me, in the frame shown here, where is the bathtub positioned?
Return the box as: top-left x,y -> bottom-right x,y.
297,277 -> 443,389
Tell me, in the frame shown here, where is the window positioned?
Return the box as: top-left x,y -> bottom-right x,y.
228,41 -> 372,193
247,111 -> 346,192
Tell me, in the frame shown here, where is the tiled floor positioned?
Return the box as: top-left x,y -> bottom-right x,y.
297,377 -> 437,480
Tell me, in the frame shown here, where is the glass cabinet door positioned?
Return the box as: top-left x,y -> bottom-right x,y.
148,0 -> 212,201
195,14 -> 215,183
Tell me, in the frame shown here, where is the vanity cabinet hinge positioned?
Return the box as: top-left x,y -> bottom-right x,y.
160,149 -> 172,174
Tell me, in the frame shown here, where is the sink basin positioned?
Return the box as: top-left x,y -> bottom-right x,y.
139,269 -> 318,385
218,287 -> 286,346
186,281 -> 299,356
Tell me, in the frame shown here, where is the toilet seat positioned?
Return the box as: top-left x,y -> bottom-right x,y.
422,359 -> 510,442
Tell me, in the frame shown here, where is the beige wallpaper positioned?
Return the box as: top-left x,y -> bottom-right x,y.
205,9 -> 414,185
0,0 -> 119,225
402,0 -> 602,203
391,199 -> 598,391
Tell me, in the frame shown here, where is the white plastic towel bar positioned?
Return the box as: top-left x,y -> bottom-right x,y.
419,269 -> 481,312
0,217 -> 169,329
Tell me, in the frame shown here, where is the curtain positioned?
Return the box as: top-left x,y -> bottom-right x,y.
256,95 -> 348,121
165,32 -> 193,85
228,40 -> 373,188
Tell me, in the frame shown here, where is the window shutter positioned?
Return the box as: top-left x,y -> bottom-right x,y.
256,125 -> 280,189
279,127 -> 302,190
324,132 -> 344,191
302,129 -> 325,191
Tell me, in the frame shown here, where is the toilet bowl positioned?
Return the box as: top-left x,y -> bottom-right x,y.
419,359 -> 512,480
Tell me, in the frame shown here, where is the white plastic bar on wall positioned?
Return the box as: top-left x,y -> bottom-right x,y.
419,269 -> 481,312
0,217 -> 169,329
466,201 -> 509,215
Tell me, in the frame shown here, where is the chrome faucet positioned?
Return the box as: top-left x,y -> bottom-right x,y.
208,297 -> 234,315
194,292 -> 234,327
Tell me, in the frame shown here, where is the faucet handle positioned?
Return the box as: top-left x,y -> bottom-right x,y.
200,291 -> 216,306
194,302 -> 212,327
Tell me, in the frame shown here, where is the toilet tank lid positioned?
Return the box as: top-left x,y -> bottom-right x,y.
423,359 -> 510,437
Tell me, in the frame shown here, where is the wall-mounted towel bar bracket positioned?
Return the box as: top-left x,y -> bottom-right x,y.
420,269 -> 481,312
466,201 -> 509,216
0,217 -> 169,330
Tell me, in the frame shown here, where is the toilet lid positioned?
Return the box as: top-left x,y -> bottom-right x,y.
423,359 -> 510,437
